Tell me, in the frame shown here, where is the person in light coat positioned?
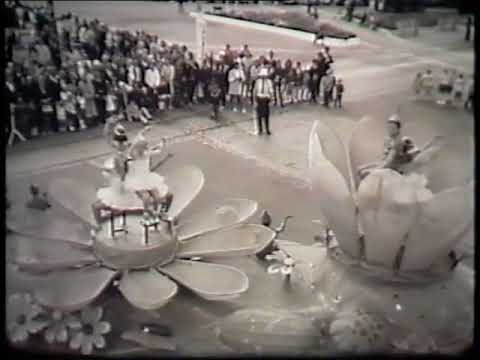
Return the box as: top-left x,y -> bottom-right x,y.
451,73 -> 466,106
321,68 -> 336,108
253,67 -> 274,136
145,61 -> 161,110
228,61 -> 246,112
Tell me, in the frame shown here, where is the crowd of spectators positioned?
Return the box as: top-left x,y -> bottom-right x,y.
5,0 -> 345,142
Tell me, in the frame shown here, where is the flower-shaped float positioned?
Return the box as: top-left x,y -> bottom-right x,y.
6,134 -> 276,314
226,118 -> 474,355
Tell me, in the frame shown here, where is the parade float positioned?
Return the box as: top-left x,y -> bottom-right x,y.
6,116 -> 474,355
213,117 -> 474,355
6,124 -> 277,355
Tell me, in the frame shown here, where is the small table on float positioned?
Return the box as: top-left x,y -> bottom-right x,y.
96,183 -> 144,238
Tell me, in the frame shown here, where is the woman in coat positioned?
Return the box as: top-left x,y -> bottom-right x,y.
228,62 -> 245,112
78,72 -> 98,127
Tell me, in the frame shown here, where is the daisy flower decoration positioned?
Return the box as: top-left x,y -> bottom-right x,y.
266,250 -> 296,277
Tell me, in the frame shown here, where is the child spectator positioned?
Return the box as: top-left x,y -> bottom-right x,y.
208,78 -> 222,120
334,78 -> 344,109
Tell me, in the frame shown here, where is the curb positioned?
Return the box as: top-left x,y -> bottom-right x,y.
190,12 -> 361,47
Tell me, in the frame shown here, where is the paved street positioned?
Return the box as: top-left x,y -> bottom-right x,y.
8,0 -> 474,250
6,2 -> 474,354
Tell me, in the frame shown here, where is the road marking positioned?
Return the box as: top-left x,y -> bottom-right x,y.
347,86 -> 411,103
335,59 -> 432,79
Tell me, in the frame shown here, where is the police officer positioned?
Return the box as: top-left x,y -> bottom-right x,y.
253,67 -> 274,136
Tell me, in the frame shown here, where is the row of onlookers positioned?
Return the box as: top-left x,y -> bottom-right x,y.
5,0 -> 346,142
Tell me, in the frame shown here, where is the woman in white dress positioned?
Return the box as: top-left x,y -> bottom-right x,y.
228,61 -> 246,112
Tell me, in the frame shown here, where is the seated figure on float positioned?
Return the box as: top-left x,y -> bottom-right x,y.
357,114 -> 442,180
91,123 -> 173,236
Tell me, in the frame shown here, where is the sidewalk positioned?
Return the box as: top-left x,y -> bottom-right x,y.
6,106 -> 251,178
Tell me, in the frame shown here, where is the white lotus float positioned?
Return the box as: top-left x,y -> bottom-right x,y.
6,160 -> 276,312
264,120 -> 474,353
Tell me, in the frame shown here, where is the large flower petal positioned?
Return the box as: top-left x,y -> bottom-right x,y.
6,264 -> 51,294
7,234 -> 96,272
118,269 -> 178,310
403,135 -> 474,193
163,165 -> 204,219
34,267 -> 117,312
401,182 -> 474,271
308,121 -> 360,258
176,224 -> 275,259
6,198 -> 91,246
357,170 -> 424,267
149,147 -> 170,172
48,178 -> 100,227
348,116 -> 385,188
177,199 -> 258,241
158,260 -> 249,301
309,120 -> 354,192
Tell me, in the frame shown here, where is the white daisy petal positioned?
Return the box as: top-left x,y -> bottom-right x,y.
81,337 -> 94,355
93,335 -> 106,349
56,328 -> 68,343
52,311 -> 63,321
94,322 -> 111,335
67,319 -> 82,330
10,326 -> 29,343
70,332 -> 84,350
44,328 -> 56,344
267,264 -> 282,274
27,320 -> 48,334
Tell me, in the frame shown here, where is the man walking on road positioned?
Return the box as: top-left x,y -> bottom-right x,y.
253,67 -> 274,136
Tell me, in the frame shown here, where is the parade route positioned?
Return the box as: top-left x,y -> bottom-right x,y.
8,0 -> 474,260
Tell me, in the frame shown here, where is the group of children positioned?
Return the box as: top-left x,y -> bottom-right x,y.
413,68 -> 474,109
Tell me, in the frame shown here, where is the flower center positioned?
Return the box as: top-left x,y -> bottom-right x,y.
83,324 -> 95,336
93,214 -> 178,270
17,315 -> 27,325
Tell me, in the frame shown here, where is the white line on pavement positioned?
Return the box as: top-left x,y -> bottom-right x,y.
335,59 -> 432,79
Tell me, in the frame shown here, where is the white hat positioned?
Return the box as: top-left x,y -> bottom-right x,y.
388,113 -> 401,124
93,59 -> 102,67
114,124 -> 126,136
